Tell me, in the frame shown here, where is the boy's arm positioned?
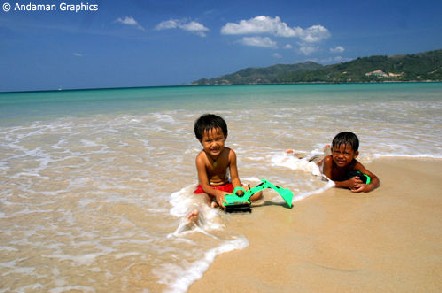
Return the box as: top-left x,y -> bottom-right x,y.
227,149 -> 242,188
195,153 -> 227,207
352,163 -> 380,193
322,155 -> 334,181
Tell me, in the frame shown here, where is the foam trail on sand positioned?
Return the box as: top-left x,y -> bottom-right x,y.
271,153 -> 322,176
160,237 -> 249,293
292,179 -> 335,202
271,152 -> 335,202
166,186 -> 249,293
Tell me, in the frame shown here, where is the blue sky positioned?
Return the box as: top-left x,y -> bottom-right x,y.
1,0 -> 441,92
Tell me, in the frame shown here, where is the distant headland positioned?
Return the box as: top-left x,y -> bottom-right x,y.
192,49 -> 442,85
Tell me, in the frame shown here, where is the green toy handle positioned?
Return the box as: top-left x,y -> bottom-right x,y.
223,179 -> 293,209
353,170 -> 371,185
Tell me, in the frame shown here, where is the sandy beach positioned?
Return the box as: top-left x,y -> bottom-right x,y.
189,158 -> 442,292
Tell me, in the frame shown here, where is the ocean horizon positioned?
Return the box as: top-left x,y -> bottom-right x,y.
2,80 -> 441,94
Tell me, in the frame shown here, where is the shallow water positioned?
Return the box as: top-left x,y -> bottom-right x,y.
0,83 -> 441,292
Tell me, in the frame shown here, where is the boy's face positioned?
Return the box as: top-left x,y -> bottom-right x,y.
200,127 -> 226,157
332,143 -> 358,168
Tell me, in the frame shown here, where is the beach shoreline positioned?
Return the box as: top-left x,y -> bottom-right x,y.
188,157 -> 442,292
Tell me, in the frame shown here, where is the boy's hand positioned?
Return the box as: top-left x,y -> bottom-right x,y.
219,186 -> 246,208
235,189 -> 245,196
347,176 -> 363,189
351,183 -> 374,193
350,177 -> 375,192
348,176 -> 368,193
216,193 -> 226,208
350,184 -> 366,193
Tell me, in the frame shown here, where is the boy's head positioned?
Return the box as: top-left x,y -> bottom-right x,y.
332,132 -> 359,152
331,132 -> 359,167
194,114 -> 228,140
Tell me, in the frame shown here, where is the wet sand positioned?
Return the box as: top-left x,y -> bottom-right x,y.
189,158 -> 442,292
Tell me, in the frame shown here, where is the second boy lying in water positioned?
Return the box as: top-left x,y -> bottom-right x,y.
288,132 -> 380,193
323,132 -> 380,192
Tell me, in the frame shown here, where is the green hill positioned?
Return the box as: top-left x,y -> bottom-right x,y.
192,49 -> 442,85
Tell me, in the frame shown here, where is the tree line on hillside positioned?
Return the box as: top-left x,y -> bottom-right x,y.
192,49 -> 442,85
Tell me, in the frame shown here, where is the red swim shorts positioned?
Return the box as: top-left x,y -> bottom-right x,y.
194,183 -> 234,194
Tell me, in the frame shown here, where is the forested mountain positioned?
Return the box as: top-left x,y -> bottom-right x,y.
192,49 -> 442,85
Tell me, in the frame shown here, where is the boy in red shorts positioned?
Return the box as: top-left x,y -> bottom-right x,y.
193,114 -> 262,209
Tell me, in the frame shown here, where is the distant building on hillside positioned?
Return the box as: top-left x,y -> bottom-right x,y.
365,70 -> 404,78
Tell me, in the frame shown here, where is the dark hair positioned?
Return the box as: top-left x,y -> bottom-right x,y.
194,114 -> 228,140
332,132 -> 359,151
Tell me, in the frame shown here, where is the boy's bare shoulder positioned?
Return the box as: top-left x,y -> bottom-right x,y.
225,147 -> 237,159
195,150 -> 203,159
224,146 -> 233,154
323,155 -> 333,164
354,160 -> 367,171
195,150 -> 208,163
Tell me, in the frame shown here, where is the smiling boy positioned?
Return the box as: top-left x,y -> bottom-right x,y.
322,132 -> 380,192
193,114 -> 261,208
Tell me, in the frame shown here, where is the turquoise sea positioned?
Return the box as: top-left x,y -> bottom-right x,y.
1,83 -> 441,292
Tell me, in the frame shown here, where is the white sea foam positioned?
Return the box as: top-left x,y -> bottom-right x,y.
79,139 -> 101,147
169,185 -> 199,217
292,179 -> 335,201
170,185 -> 225,234
270,152 -> 335,202
152,113 -> 176,124
159,237 -> 249,293
48,286 -> 95,293
43,254 -> 101,266
271,153 -> 322,176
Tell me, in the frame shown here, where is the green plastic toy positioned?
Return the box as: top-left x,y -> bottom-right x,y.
223,179 -> 294,213
350,170 -> 372,185
364,174 -> 372,185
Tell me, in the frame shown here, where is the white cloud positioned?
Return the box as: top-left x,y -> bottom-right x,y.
221,16 -> 302,38
301,25 -> 330,43
117,16 -> 137,25
221,16 -> 330,43
330,46 -> 345,53
155,19 -> 179,30
181,21 -> 210,37
155,19 -> 209,37
116,16 -> 145,31
299,45 -> 319,55
239,36 -> 277,48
